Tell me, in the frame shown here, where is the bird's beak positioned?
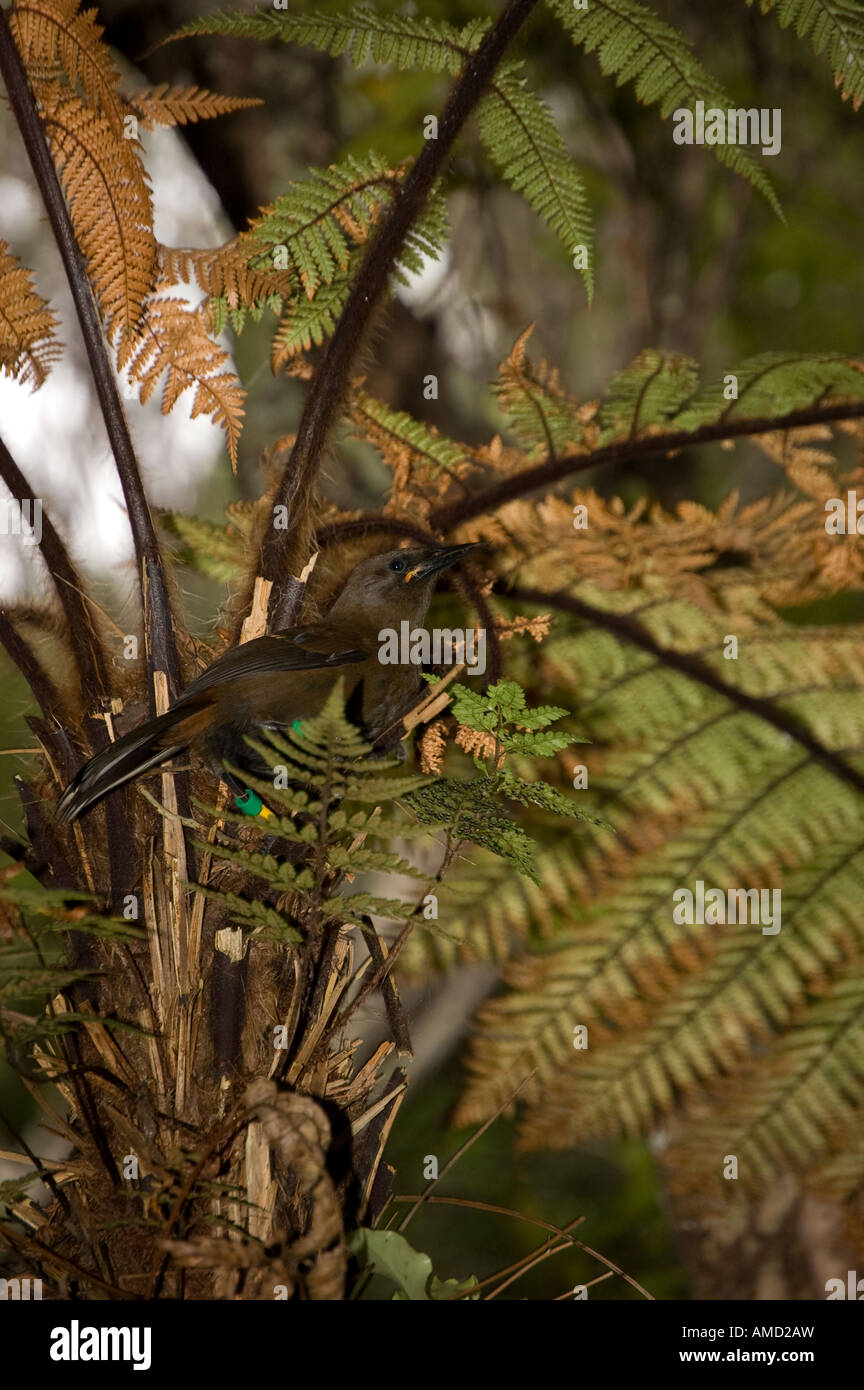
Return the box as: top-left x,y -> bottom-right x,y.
403,542 -> 482,583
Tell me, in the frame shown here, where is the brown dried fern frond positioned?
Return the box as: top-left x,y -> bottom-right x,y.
38,80 -> 156,337
117,281 -> 245,468
125,83 -> 263,129
0,240 -> 62,387
159,241 -> 292,316
11,0 -> 126,131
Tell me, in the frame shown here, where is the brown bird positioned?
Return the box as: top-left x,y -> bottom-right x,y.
56,543 -> 479,822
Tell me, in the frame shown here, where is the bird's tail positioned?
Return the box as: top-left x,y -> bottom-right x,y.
57,701 -> 215,823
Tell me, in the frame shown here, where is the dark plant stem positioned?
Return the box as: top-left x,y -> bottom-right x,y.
0,9 -> 181,703
511,585 -> 864,801
430,399 -> 864,530
0,433 -> 112,710
259,0 -> 541,628
0,610 -> 63,717
315,396 -> 864,546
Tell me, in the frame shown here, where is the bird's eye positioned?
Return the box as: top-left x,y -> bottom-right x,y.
389,558 -> 406,573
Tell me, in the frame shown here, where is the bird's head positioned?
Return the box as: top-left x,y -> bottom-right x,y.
328,542 -> 481,626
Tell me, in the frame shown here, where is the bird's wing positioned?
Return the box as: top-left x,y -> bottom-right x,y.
176,626 -> 370,704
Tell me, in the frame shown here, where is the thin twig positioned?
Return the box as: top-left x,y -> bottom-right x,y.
485,1223 -> 582,1300
390,1195 -> 654,1300
457,1213 -> 585,1298
397,1070 -> 536,1233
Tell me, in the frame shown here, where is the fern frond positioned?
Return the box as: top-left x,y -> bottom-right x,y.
269,171 -> 447,363
271,274 -> 353,364
163,5 -> 486,74
752,0 -> 864,110
116,283 -> 245,468
197,690 -> 435,932
672,351 -> 864,430
406,776 -> 540,880
597,348 -> 699,442
493,340 -> 864,495
38,81 -> 156,337
669,954 -> 864,1191
125,84 -> 264,128
250,153 -> 407,300
346,386 -> 472,510
0,241 -> 62,388
11,0 -> 125,131
164,153 -> 444,353
452,581 -> 864,1189
477,69 -> 594,298
547,0 -> 782,214
493,325 -> 593,462
509,340 -> 864,449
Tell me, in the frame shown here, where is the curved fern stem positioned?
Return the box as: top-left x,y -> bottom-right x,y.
431,398 -> 864,530
258,0 -> 543,629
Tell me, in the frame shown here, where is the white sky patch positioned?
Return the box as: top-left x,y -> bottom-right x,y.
0,121 -> 233,603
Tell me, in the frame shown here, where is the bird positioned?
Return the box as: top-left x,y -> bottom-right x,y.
56,542 -> 480,823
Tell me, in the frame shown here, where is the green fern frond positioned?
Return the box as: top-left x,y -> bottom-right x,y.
270,179 -> 447,361
197,689 -> 435,931
494,340 -> 864,459
671,351 -> 864,431
547,0 -> 782,214
166,151 -> 436,348
477,69 -> 594,298
493,326 -> 590,461
405,777 -> 540,880
163,5 -> 485,73
272,275 -> 353,360
597,349 -> 699,442
751,0 -> 864,110
249,153 -> 406,299
167,9 -> 592,295
450,583 -> 864,1188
